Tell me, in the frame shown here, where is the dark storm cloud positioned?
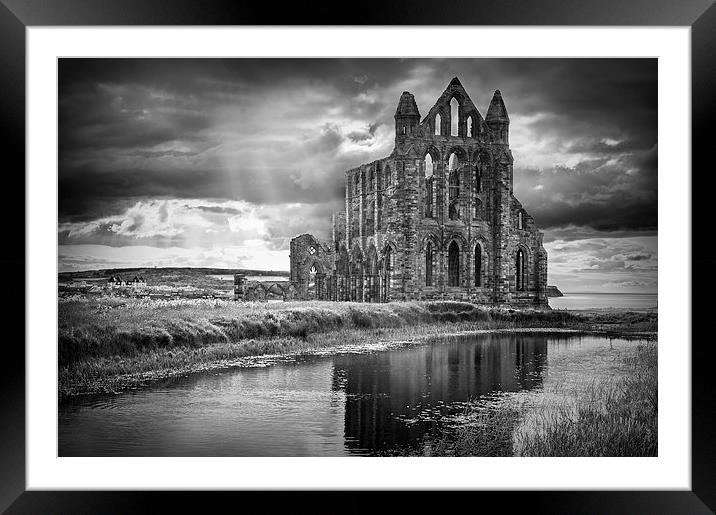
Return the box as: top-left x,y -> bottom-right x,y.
517,145 -> 657,231
59,57 -> 657,235
59,164 -> 343,221
58,58 -> 657,284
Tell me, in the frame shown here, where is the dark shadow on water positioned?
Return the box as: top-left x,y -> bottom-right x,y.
331,334 -> 550,454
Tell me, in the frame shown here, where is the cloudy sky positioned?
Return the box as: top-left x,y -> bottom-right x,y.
58,58 -> 657,293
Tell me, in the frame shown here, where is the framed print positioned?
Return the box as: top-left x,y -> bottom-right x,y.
2,0 -> 713,512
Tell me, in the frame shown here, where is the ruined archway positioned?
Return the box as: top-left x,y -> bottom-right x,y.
422,233 -> 439,287
365,244 -> 379,302
448,240 -> 460,287
301,259 -> 326,300
381,242 -> 397,302
350,244 -> 365,301
474,242 -> 483,287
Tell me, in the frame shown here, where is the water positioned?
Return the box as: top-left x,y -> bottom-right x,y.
58,334 -> 649,456
549,292 -> 657,311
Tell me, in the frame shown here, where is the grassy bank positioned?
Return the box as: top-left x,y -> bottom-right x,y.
59,298 -> 657,400
515,341 -> 657,456
410,341 -> 657,457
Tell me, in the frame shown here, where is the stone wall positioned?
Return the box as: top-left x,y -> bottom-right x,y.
289,234 -> 333,299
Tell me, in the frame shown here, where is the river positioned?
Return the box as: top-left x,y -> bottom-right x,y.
58,333 -> 650,456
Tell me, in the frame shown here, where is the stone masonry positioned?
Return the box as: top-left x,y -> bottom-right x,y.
289,77 -> 548,306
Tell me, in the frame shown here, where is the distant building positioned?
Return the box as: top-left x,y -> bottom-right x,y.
107,275 -> 124,287
107,275 -> 146,288
129,275 -> 147,288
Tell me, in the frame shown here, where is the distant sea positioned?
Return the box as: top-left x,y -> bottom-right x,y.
549,292 -> 657,311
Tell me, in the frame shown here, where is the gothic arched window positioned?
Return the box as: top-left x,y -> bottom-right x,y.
448,153 -> 460,220
435,113 -> 442,135
308,264 -> 317,293
516,248 -> 526,291
425,154 -> 434,177
475,164 -> 482,193
450,98 -> 459,136
383,245 -> 394,301
474,244 -> 482,286
425,154 -> 434,218
448,241 -> 460,287
425,242 -> 433,286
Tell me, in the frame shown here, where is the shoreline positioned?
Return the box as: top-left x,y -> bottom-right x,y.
59,324 -> 656,403
63,327 -> 594,401
58,298 -> 657,402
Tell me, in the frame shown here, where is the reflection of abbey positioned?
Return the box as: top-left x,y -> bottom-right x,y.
289,77 -> 548,305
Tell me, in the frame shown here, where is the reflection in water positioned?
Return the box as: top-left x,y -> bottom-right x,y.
59,333 -> 630,456
333,334 -> 547,453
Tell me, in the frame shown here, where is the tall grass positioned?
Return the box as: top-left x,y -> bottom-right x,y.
515,342 -> 657,456
59,298 -> 585,367
422,342 -> 657,457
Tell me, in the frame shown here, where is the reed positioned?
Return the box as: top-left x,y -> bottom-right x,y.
515,342 -> 657,457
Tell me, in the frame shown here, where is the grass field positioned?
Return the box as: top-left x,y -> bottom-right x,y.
59,266 -> 288,287
58,297 -> 657,400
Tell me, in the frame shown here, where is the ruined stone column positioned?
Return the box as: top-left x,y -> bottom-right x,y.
316,273 -> 326,300
233,274 -> 246,301
401,158 -> 420,299
358,168 -> 365,240
438,250 -> 446,298
537,251 -> 548,304
493,159 -> 512,304
357,274 -> 364,302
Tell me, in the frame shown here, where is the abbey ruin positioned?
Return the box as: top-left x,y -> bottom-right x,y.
288,77 -> 548,306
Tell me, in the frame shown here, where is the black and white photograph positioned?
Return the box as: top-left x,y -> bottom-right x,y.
57,57 -> 658,458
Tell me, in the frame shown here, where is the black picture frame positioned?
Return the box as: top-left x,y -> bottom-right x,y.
2,1 -> 712,512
